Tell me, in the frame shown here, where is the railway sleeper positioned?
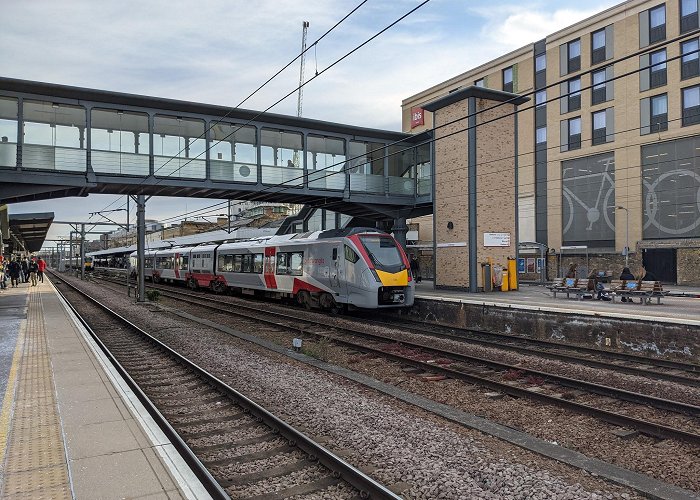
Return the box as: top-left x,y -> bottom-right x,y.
190,433 -> 282,454
206,444 -> 295,467
240,476 -> 343,500
219,459 -> 314,486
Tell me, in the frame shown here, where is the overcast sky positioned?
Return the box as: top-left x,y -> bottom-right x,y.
2,0 -> 617,246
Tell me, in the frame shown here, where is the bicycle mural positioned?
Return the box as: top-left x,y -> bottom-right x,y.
562,153 -> 616,246
642,136 -> 700,239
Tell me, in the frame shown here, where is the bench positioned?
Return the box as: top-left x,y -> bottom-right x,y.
613,280 -> 669,305
548,277 -> 591,300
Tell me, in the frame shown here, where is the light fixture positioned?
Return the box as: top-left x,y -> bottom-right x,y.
447,221 -> 454,230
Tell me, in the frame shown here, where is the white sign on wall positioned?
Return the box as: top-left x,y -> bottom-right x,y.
483,232 -> 511,247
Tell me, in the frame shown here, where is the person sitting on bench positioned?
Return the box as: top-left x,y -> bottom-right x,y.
619,266 -> 635,302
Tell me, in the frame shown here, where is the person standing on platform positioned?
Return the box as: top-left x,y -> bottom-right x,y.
410,254 -> 422,283
28,258 -> 38,286
0,258 -> 6,290
37,257 -> 46,283
8,258 -> 21,287
21,257 -> 29,283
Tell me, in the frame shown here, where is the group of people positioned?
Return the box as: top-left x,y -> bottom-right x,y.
565,263 -> 657,302
0,256 -> 46,289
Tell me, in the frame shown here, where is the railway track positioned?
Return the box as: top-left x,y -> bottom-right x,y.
93,276 -> 700,447
51,272 -> 400,500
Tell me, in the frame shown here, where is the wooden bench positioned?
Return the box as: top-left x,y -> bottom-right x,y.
548,277 -> 591,299
612,280 -> 669,304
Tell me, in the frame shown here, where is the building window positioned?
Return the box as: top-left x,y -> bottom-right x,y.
568,78 -> 581,111
682,85 -> 700,126
681,39 -> 700,79
592,68 -> 609,105
592,109 -> 613,145
650,4 -> 666,43
591,28 -> 606,64
536,126 -> 547,145
475,77 -> 485,87
562,117 -> 581,151
535,90 -> 546,107
568,39 -> 581,73
681,0 -> 699,33
535,54 -> 546,73
650,49 -> 667,88
503,67 -> 513,92
641,94 -> 668,135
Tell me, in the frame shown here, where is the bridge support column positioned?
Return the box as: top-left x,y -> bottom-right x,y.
80,223 -> 85,280
392,217 -> 408,253
136,195 -> 146,302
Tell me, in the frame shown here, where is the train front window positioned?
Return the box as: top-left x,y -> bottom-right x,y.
358,235 -> 404,273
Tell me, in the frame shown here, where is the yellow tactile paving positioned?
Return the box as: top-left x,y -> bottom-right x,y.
0,286 -> 71,500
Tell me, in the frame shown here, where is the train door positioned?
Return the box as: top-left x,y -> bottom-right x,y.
263,247 -> 277,289
329,244 -> 347,296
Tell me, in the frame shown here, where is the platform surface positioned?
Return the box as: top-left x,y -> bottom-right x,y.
0,278 -> 208,499
415,281 -> 700,326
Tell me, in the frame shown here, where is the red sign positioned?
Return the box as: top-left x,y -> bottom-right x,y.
410,107 -> 424,128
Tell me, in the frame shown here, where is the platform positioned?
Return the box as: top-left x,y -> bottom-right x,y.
415,280 -> 700,326
0,279 -> 209,499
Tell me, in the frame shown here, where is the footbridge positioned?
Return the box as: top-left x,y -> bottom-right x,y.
0,77 -> 432,222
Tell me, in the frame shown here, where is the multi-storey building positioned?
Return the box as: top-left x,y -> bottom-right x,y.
403,0 -> 700,284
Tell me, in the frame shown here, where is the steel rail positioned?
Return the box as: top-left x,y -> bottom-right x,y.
137,286 -> 700,446
52,273 -> 401,500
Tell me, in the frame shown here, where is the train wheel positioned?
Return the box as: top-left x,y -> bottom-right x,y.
320,293 -> 344,314
152,274 -> 160,284
297,291 -> 311,310
187,278 -> 197,290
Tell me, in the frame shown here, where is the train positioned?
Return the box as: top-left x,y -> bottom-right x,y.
65,256 -> 93,271
129,227 -> 415,311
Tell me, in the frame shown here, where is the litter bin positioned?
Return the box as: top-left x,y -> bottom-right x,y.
482,263 -> 493,292
507,257 -> 518,291
501,269 -> 509,291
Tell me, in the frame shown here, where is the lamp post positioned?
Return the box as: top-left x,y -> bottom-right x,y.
616,206 -> 629,267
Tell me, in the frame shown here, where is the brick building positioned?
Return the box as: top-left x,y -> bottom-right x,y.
403,0 -> 700,284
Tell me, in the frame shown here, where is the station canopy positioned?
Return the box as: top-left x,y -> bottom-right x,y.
7,212 -> 54,254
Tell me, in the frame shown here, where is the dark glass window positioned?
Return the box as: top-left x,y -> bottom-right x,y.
535,90 -> 546,107
568,78 -> 581,111
591,29 -> 606,64
475,78 -> 485,87
592,110 -> 607,145
649,5 -> 666,43
592,69 -> 608,105
503,67 -> 513,92
536,127 -> 547,144
650,49 -> 667,88
651,94 -> 668,132
681,0 -> 699,33
682,86 -> 700,126
568,39 -> 581,72
681,39 -> 700,79
535,54 -> 546,72
568,117 -> 581,150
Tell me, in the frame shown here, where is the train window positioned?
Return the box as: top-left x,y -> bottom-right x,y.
225,254 -> 234,271
344,245 -> 359,263
253,254 -> 263,274
242,254 -> 253,273
145,258 -> 154,268
180,256 -> 189,269
233,254 -> 243,272
290,252 -> 303,276
217,254 -> 226,271
276,252 -> 289,275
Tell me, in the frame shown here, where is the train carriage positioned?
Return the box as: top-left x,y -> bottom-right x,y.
129,228 -> 414,311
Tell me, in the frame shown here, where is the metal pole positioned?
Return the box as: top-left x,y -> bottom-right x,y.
136,195 -> 146,302
68,232 -> 73,273
228,199 -> 231,233
126,195 -> 130,233
80,223 -> 85,280
625,210 -> 629,268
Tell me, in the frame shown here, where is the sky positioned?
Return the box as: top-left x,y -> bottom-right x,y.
1,0 -> 618,247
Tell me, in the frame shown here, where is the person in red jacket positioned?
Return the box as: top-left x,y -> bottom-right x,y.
37,257 -> 46,283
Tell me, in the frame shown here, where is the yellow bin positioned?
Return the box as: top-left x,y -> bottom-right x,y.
501,269 -> 509,291
508,257 -> 518,291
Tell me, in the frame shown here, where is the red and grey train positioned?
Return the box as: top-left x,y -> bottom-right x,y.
130,228 -> 415,310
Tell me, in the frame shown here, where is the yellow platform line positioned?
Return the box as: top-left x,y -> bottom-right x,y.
0,317 -> 26,472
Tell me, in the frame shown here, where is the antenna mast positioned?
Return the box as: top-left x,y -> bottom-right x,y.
297,21 -> 309,118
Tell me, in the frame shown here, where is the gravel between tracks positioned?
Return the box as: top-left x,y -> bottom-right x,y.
63,275 -> 652,499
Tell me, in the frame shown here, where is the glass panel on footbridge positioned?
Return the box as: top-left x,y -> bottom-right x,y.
91,109 -> 150,175
23,101 -> 86,172
416,142 -> 431,196
0,97 -> 17,167
153,115 -> 206,179
261,128 -> 303,186
388,144 -> 415,195
307,135 -> 345,190
209,123 -> 257,183
348,140 -> 385,194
